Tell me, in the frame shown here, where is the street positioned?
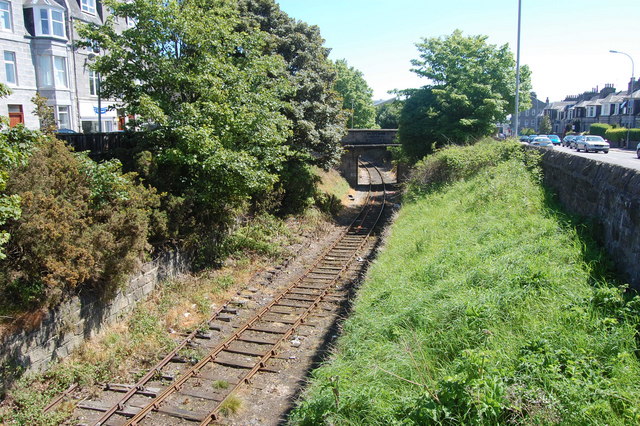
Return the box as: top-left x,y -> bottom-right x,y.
549,145 -> 640,171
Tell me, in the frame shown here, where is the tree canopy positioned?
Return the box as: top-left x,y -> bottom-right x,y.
399,29 -> 532,161
333,59 -> 377,129
375,99 -> 403,129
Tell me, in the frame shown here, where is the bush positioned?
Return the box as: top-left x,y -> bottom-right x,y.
0,138 -> 157,307
604,127 -> 640,143
589,123 -> 612,137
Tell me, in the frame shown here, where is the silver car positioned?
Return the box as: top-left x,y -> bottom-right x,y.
530,137 -> 554,149
637,142 -> 640,159
575,135 -> 609,153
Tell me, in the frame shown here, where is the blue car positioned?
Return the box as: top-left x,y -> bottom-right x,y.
548,134 -> 561,145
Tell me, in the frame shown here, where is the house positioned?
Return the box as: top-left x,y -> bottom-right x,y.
515,93 -> 547,134
0,0 -> 128,131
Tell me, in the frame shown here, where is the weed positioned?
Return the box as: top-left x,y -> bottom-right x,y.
219,394 -> 242,416
212,380 -> 229,389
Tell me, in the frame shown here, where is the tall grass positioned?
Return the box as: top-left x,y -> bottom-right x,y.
290,141 -> 640,424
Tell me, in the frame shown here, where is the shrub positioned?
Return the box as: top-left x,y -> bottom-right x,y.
0,137 -> 157,307
604,127 -> 640,143
589,123 -> 611,137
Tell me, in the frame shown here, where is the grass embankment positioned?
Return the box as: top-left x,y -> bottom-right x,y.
0,168 -> 351,425
291,140 -> 640,424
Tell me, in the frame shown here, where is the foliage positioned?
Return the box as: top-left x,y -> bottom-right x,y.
0,138 -> 157,307
375,99 -> 403,129
290,142 -> 640,425
237,0 -> 348,170
538,115 -> 552,135
333,59 -> 377,129
589,123 -> 612,137
0,84 -> 38,261
519,127 -> 536,136
604,127 -> 640,143
399,30 -> 532,162
78,0 -> 299,261
31,93 -> 57,134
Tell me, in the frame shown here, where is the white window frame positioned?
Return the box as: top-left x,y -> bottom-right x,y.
57,105 -> 70,129
34,7 -> 66,39
53,56 -> 68,88
3,50 -> 16,85
0,1 -> 11,31
81,0 -> 96,15
89,69 -> 98,96
36,55 -> 68,88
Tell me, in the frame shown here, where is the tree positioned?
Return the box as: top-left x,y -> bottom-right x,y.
78,0 -> 293,233
539,115 -> 552,135
333,59 -> 377,129
237,0 -> 348,169
376,98 -> 403,129
399,29 -> 532,161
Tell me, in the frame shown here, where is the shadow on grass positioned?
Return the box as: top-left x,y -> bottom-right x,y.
540,185 -> 636,296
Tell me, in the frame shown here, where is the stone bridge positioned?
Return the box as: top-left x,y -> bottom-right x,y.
339,129 -> 399,185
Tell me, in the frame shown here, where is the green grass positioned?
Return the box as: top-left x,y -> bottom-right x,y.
290,142 -> 640,425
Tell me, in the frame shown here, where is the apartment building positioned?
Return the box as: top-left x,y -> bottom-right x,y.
1,0 -> 126,132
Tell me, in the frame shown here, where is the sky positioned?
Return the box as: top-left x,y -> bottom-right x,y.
276,0 -> 640,103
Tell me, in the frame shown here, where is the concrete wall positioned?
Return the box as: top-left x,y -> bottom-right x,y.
0,250 -> 189,392
532,147 -> 640,288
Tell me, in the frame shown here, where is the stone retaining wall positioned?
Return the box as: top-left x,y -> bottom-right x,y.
0,250 -> 189,392
532,147 -> 640,288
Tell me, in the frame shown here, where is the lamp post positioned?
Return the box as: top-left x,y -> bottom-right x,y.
513,0 -> 522,137
609,49 -> 635,148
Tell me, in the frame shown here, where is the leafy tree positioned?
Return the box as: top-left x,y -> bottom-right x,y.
399,29 -> 532,161
539,115 -> 552,135
237,0 -> 348,214
333,59 -> 377,129
376,98 -> 403,129
78,0 -> 294,254
237,0 -> 348,169
31,93 -> 57,134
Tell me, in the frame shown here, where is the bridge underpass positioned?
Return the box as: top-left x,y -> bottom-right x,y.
338,129 -> 399,186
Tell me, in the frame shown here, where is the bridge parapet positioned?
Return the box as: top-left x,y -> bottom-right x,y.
341,129 -> 399,147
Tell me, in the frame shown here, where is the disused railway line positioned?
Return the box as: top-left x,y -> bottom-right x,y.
59,160 -> 388,425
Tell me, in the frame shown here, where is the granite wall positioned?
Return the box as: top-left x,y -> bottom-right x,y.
0,250 -> 189,392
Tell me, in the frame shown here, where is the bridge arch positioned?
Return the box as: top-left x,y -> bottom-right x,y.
339,129 -> 399,186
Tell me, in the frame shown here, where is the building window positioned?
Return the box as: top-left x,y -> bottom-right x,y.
89,69 -> 98,95
8,104 -> 23,127
53,56 -> 67,87
4,51 -> 16,85
0,1 -> 11,31
126,16 -> 136,28
37,55 -> 68,88
57,105 -> 70,129
81,0 -> 96,15
35,7 -> 65,38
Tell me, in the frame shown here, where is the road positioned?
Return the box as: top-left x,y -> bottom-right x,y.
549,145 -> 640,171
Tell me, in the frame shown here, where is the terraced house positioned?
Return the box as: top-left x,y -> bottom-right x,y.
0,0 -> 128,131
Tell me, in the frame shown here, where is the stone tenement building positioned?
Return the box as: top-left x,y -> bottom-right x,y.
1,0 -> 128,131
516,81 -> 640,136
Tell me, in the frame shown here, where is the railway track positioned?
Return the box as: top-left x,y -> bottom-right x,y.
62,160 -> 388,425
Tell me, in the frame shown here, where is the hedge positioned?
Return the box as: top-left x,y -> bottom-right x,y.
604,127 -> 640,143
589,123 -> 612,137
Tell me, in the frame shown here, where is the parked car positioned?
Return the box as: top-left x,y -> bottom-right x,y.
562,135 -> 576,147
570,135 -> 584,149
530,137 -> 554,149
548,134 -> 561,145
519,135 -> 530,142
55,128 -> 78,134
575,135 -> 609,153
637,142 -> 640,159
528,134 -> 538,143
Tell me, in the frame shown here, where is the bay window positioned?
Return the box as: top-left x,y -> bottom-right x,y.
36,55 -> 68,88
33,7 -> 66,38
57,105 -> 70,129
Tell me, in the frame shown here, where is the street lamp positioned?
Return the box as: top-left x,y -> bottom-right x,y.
513,0 -> 522,137
609,49 -> 635,147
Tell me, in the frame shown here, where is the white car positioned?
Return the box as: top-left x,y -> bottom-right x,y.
575,135 -> 609,153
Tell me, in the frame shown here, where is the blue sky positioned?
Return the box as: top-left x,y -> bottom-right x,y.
277,0 -> 640,103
